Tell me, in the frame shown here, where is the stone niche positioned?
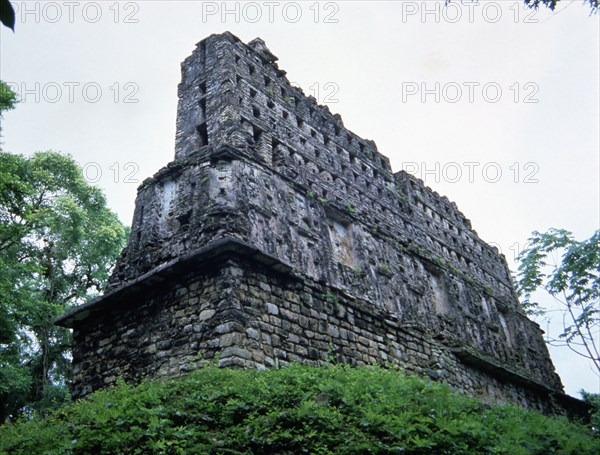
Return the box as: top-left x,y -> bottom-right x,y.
57,32 -> 588,419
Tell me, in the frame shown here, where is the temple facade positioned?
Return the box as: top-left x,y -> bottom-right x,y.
57,32 -> 583,416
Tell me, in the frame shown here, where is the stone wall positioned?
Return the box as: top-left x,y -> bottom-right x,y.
58,32 -> 586,416
70,245 -> 570,415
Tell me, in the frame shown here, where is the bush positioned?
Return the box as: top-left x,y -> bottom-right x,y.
582,391 -> 600,436
0,364 -> 598,454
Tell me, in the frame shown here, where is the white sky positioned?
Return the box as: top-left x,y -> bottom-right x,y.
1,0 -> 598,397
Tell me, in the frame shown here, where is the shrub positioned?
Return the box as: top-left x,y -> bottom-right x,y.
0,364 -> 598,454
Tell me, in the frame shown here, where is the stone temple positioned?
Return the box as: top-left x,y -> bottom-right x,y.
57,32 -> 584,415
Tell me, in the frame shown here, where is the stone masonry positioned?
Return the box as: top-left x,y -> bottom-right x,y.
56,32 -> 585,416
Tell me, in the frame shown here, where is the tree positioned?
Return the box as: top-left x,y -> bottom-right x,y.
515,228 -> 599,374
0,151 -> 128,420
0,81 -> 17,113
0,81 -> 18,145
582,391 -> 600,435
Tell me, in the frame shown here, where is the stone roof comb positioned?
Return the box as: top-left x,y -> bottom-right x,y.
248,37 -> 278,63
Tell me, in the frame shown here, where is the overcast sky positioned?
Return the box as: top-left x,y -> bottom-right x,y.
1,1 -> 598,397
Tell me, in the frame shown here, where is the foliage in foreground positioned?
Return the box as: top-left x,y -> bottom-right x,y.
0,364 -> 598,454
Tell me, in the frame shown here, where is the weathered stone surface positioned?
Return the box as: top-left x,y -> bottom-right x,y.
56,32 -> 587,417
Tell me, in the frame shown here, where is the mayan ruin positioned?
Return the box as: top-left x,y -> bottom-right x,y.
56,32 -> 584,416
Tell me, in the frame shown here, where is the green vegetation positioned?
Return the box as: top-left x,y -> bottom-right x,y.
482,285 -> 495,297
395,185 -> 409,203
376,264 -> 390,275
0,364 -> 598,454
0,81 -> 17,115
433,256 -> 447,269
0,151 -> 128,420
448,264 -> 461,276
263,203 -> 272,216
324,292 -> 338,304
0,80 -> 128,419
395,241 -> 407,253
408,240 -> 427,257
0,80 -> 18,143
582,391 -> 600,437
1,86 -> 128,419
351,266 -> 363,277
515,228 -> 599,373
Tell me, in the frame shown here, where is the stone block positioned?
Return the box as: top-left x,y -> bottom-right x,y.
266,303 -> 279,315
